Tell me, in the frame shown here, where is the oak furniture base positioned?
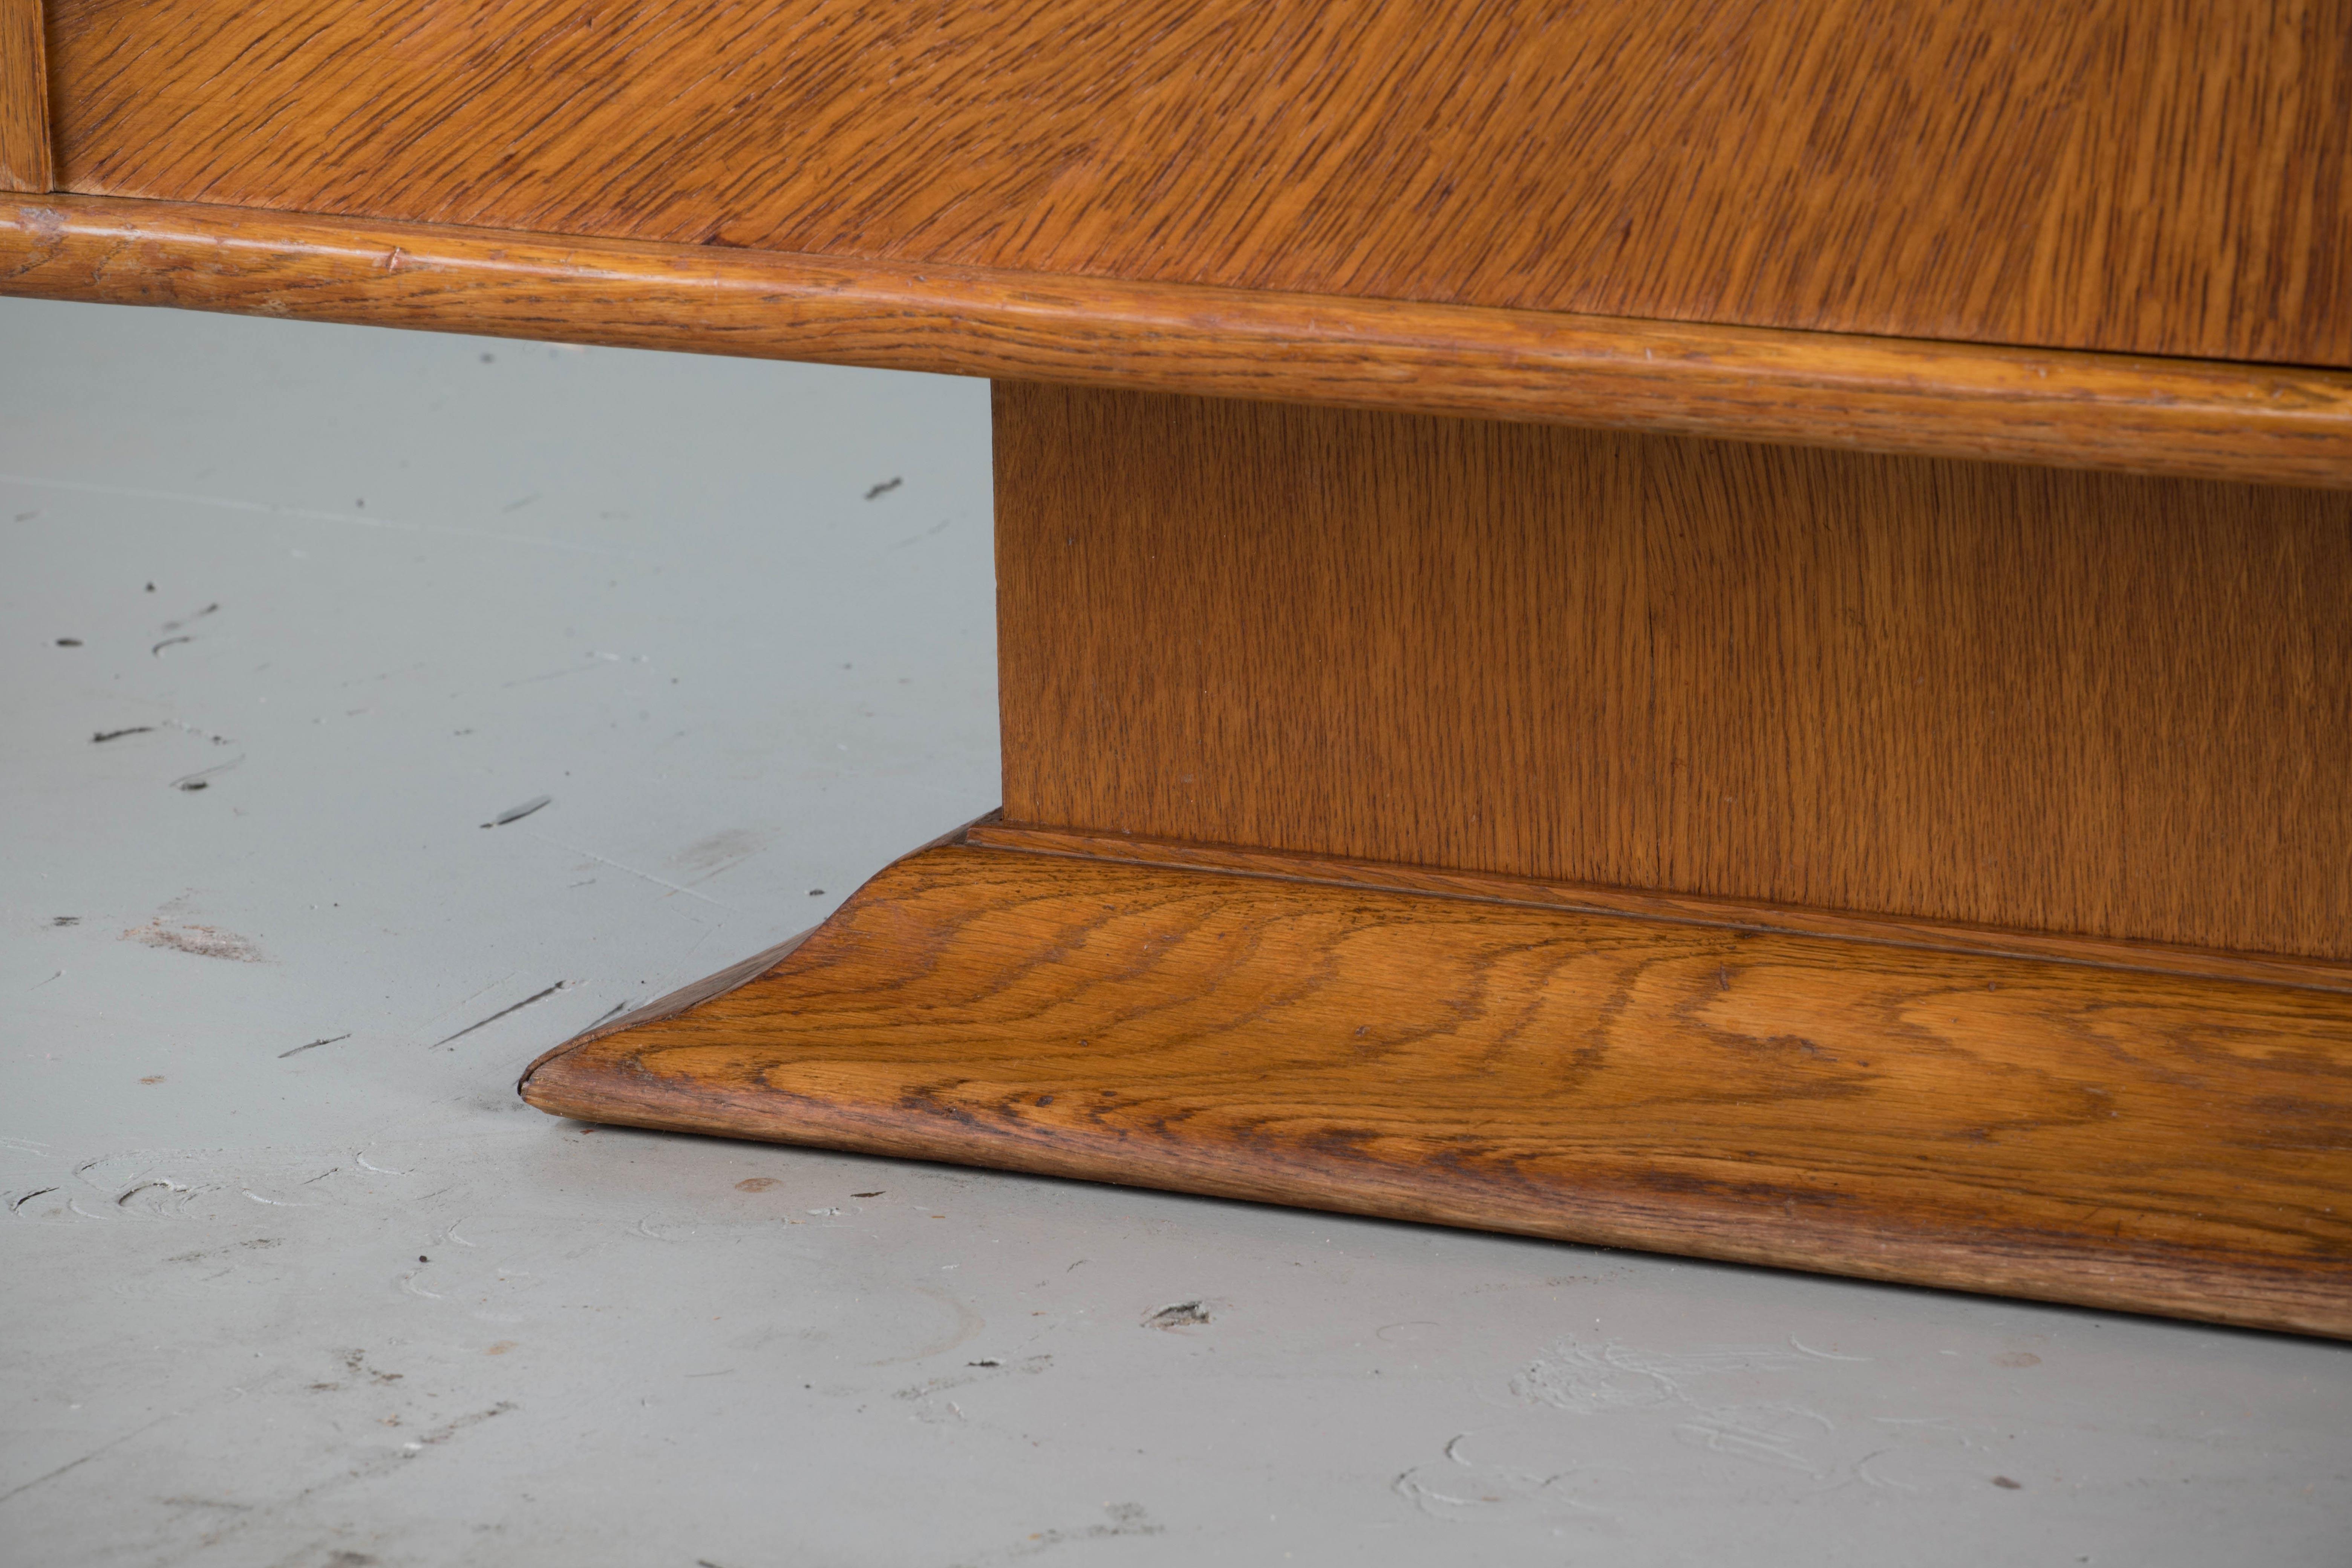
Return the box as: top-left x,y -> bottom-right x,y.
515,383 -> 2351,1336
7,0 -> 2347,1338
522,827 -> 2352,1339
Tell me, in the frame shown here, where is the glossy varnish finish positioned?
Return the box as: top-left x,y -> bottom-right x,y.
964,821 -> 2352,998
44,0 -> 2352,366
11,197 -> 2352,489
521,840 -> 2352,1338
0,0 -> 50,192
997,384 -> 2352,960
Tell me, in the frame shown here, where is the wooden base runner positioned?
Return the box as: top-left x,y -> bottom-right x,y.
524,385 -> 2352,1337
522,826 -> 2352,1339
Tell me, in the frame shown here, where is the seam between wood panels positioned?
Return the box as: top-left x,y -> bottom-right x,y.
960,830 -> 2352,998
0,0 -> 53,193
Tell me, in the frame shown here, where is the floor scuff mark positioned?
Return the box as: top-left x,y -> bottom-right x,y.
971,1502 -> 1164,1563
0,1408 -> 185,1507
868,1286 -> 986,1366
521,829 -> 730,906
431,982 -> 568,1047
479,795 -> 551,829
167,756 -> 243,793
1145,1300 -> 1212,1330
124,917 -> 265,963
280,1033 -> 352,1059
399,1401 -> 515,1455
0,470 -> 650,557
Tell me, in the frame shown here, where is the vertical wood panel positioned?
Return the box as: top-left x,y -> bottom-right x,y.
0,0 -> 49,193
996,384 -> 2352,959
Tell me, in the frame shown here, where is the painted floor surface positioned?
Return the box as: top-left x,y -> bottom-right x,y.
3,298 -> 2346,1568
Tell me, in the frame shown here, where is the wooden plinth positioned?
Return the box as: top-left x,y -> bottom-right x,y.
523,830 -> 2352,1338
522,384 -> 2351,1335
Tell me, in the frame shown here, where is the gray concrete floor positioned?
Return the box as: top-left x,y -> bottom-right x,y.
3,297 -> 2346,1568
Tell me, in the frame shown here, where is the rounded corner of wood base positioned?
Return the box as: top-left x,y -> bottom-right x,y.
523,835 -> 2352,1339
517,814 -> 998,1118
515,1039 -> 595,1116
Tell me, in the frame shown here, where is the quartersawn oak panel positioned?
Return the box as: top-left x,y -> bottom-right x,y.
0,0 -> 49,192
10,196 -> 2352,489
521,841 -> 2352,1338
44,0 -> 2352,366
997,384 -> 2352,959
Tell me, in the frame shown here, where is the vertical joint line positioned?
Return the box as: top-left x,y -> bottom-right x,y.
1,0 -> 56,194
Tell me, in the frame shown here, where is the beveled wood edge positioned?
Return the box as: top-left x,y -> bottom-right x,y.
525,1063 -> 2350,1341
5,192 -> 2348,487
965,820 -> 2352,994
519,834 -> 2352,1338
517,927 -> 819,1086
0,0 -> 52,193
519,815 -> 986,1090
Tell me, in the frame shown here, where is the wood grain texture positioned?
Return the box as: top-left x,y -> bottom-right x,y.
9,196 -> 2352,490
43,0 -> 2352,366
966,822 -> 2352,998
0,0 -> 50,192
997,384 -> 2352,959
520,840 -> 2352,1338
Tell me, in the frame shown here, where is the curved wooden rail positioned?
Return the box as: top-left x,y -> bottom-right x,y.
6,193 -> 2350,488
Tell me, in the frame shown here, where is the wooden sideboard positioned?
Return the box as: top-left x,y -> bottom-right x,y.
6,0 -> 2348,1336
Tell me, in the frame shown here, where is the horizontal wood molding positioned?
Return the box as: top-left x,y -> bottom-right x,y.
3,194 -> 2350,488
45,0 -> 2350,366
966,822 -> 2352,998
997,385 -> 2352,957
522,838 -> 2352,1338
0,0 -> 50,193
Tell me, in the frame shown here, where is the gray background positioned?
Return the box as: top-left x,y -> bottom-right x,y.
4,297 -> 2346,1566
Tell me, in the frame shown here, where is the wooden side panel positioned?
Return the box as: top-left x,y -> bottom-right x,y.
43,0 -> 2352,366
996,384 -> 2352,959
0,0 -> 49,192
521,842 -> 2352,1338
